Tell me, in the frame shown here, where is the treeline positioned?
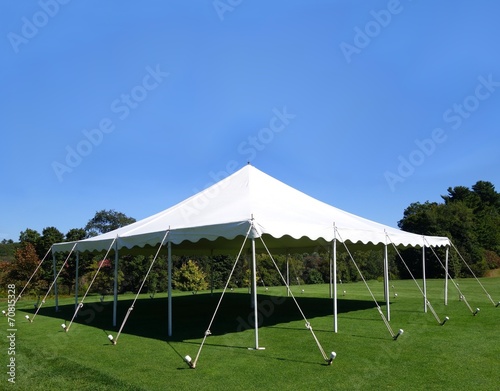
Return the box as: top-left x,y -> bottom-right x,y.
1,180 -> 499,297
397,180 -> 500,279
0,236 -> 389,297
0,210 -> 388,297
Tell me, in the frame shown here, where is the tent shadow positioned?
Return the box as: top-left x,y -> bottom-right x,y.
27,292 -> 377,342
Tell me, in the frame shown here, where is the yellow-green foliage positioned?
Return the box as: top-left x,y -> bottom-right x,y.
173,259 -> 208,292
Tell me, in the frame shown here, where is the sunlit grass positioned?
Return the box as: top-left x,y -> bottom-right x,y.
4,277 -> 500,390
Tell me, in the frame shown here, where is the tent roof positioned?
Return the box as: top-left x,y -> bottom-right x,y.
52,165 -> 450,254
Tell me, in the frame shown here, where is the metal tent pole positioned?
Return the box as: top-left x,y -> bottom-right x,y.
168,241 -> 173,337
444,246 -> 449,306
333,237 -> 338,333
423,238 -> 427,313
329,248 -> 333,299
286,253 -> 290,297
250,238 -> 264,350
384,241 -> 390,321
113,243 -> 119,327
53,252 -> 59,312
75,251 -> 79,310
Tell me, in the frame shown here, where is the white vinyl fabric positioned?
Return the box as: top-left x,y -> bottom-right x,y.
52,165 -> 450,253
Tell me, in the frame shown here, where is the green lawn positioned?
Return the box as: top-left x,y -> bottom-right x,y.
3,278 -> 500,390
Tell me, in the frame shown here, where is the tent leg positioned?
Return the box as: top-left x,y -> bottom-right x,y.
210,253 -> 214,296
250,238 -> 263,350
113,245 -> 119,327
168,241 -> 172,337
333,239 -> 338,333
286,254 -> 290,297
329,248 -> 333,299
384,244 -> 390,321
53,253 -> 59,312
75,252 -> 79,310
423,240 -> 427,313
444,247 -> 449,306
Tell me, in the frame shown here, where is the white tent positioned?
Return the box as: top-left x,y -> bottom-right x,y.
51,165 -> 450,342
53,164 -> 449,252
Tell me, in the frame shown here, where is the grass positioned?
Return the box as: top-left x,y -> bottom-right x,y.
3,277 -> 500,390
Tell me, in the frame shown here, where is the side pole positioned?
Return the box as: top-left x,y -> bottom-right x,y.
75,251 -> 79,310
384,243 -> 390,321
286,254 -> 290,297
168,241 -> 172,337
423,239 -> 427,313
53,252 -> 59,312
113,243 -> 119,327
444,246 -> 449,306
210,252 -> 214,296
329,248 -> 333,299
250,238 -> 262,349
333,238 -> 338,333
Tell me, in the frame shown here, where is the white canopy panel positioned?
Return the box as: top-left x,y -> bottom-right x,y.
52,165 -> 450,253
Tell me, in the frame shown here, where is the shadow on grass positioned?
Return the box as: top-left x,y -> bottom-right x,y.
26,292 -> 376,342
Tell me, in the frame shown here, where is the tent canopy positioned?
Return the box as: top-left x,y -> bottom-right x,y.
52,165 -> 450,254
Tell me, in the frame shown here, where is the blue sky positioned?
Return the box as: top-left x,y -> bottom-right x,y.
1,0 -> 499,241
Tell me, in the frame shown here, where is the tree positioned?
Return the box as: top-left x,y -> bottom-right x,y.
38,227 -> 64,257
0,239 -> 16,263
120,255 -> 151,293
58,228 -> 93,295
5,242 -> 46,295
442,186 -> 478,209
399,180 -> 500,278
85,209 -> 136,237
87,258 -> 120,296
173,260 -> 208,292
302,252 -> 327,284
66,228 -> 87,242
204,255 -> 236,289
19,228 -> 41,247
36,227 -> 65,284
471,181 -> 500,209
306,268 -> 324,284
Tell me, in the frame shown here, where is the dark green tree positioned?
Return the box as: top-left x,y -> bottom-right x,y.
85,209 -> 136,237
399,180 -> 500,278
66,228 -> 87,242
19,228 -> 41,247
38,227 -> 64,257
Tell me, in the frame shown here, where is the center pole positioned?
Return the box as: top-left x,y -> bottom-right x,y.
333,237 -> 338,333
168,241 -> 172,337
384,243 -> 390,321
